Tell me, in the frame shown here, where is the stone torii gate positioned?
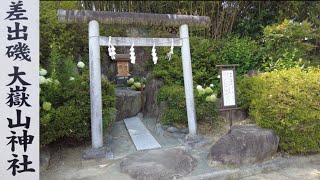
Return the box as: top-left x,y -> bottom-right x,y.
58,10 -> 211,157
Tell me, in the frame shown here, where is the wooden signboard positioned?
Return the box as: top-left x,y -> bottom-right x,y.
216,64 -> 240,127
216,64 -> 239,109
221,69 -> 236,107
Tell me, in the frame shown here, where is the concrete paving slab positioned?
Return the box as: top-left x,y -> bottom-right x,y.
124,117 -> 149,135
130,133 -> 161,150
110,121 -> 136,159
124,116 -> 161,150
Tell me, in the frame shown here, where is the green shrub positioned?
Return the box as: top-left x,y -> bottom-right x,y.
238,68 -> 320,153
152,53 -> 184,86
40,70 -> 116,147
157,85 -> 218,125
153,36 -> 262,126
215,36 -> 263,75
261,19 -> 319,71
152,36 -> 263,95
40,45 -> 116,147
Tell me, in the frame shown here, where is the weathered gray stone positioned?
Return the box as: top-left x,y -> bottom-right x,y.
167,126 -> 179,133
142,77 -> 164,116
161,124 -> 170,130
40,147 -> 51,172
82,146 -> 108,160
181,134 -> 209,149
115,87 -> 143,121
120,148 -> 197,180
208,125 -> 279,166
171,132 -> 187,138
155,123 -> 164,136
180,128 -> 189,134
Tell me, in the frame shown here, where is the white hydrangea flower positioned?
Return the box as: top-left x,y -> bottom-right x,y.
206,94 -> 217,102
69,77 -> 75,81
54,79 -> 60,85
210,84 -> 214,88
46,78 -> 52,83
217,75 -> 221,79
77,61 -> 85,68
196,85 -> 203,90
39,68 -> 47,76
39,76 -> 47,84
198,88 -> 206,96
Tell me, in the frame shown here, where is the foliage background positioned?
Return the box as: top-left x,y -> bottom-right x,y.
40,1 -> 320,153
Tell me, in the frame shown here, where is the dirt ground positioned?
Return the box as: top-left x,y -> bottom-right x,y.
40,117 -> 319,180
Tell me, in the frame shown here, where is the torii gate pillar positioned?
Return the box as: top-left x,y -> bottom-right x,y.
89,20 -> 103,149
179,24 -> 197,135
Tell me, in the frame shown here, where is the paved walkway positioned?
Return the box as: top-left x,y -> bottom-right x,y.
124,116 -> 161,150
242,165 -> 320,180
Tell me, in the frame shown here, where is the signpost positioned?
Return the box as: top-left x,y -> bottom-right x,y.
216,64 -> 240,127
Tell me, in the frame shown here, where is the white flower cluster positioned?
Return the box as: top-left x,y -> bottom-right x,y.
77,61 -> 85,69
39,60 -> 84,86
108,36 -> 116,60
39,68 -> 47,76
151,43 -> 158,64
196,84 -> 217,103
39,68 -> 49,85
130,43 -> 136,64
39,73 -> 60,86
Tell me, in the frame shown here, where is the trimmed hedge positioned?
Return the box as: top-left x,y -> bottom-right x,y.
238,68 -> 320,153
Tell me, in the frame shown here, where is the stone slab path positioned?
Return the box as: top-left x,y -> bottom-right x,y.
124,116 -> 161,150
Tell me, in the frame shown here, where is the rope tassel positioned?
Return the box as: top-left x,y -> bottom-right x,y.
151,43 -> 158,64
130,43 -> 136,64
108,36 -> 116,60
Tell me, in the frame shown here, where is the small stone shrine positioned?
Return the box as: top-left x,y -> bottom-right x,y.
115,54 -> 130,84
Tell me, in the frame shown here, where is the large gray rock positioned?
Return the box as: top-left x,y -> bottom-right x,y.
120,148 -> 197,180
208,125 -> 279,166
115,87 -> 143,121
142,77 -> 164,116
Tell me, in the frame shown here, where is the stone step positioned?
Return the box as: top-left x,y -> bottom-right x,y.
124,116 -> 161,150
